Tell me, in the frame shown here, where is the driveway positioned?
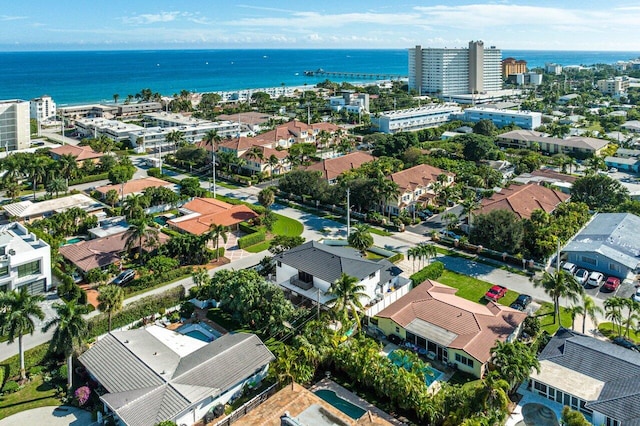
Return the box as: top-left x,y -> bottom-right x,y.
406,205 -> 463,235
0,406 -> 95,426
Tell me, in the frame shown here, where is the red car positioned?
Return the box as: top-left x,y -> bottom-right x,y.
485,285 -> 507,302
603,277 -> 621,292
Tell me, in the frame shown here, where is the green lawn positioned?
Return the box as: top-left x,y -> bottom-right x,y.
0,376 -> 62,420
369,227 -> 392,237
272,213 -> 303,237
535,302 -> 573,335
244,241 -> 270,253
598,322 -> 640,344
436,270 -> 520,307
364,251 -> 385,260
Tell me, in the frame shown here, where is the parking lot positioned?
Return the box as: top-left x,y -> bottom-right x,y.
583,277 -> 637,301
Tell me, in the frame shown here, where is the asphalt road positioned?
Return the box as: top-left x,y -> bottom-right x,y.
406,205 -> 463,235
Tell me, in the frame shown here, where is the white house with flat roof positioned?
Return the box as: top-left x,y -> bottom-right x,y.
0,222 -> 51,294
2,194 -> 106,223
30,95 -> 56,122
370,104 -> 462,134
75,117 -> 143,142
457,107 -> 542,130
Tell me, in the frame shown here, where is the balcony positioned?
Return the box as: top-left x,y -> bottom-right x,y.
290,276 -> 314,291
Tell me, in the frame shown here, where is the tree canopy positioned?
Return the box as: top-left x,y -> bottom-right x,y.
470,209 -> 524,253
571,174 -> 630,211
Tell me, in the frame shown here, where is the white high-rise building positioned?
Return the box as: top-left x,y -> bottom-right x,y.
0,100 -> 30,151
409,41 -> 502,97
30,95 -> 57,122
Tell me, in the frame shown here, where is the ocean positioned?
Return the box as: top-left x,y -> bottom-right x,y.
1,49 -> 638,105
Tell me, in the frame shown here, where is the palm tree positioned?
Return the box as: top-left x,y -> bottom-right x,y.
113,93 -> 119,104
566,305 -> 584,331
418,243 -> 437,268
258,187 -> 275,211
192,267 -> 210,288
533,270 -> 584,325
459,197 -> 480,228
348,223 -> 374,254
623,298 -> 640,339
105,189 -> 120,208
604,297 -> 625,336
97,285 -> 124,332
42,300 -> 89,389
581,294 -> 603,334
0,288 -> 45,380
244,146 -> 264,176
46,177 -> 67,198
207,224 -> 228,261
124,217 -> 159,258
201,129 -> 221,151
166,130 -> 185,153
490,340 -> 540,393
27,155 -> 50,200
375,178 -> 400,219
268,154 -> 280,178
326,273 -> 368,329
57,153 -> 78,190
3,179 -> 21,201
122,193 -> 148,220
407,246 -> 420,274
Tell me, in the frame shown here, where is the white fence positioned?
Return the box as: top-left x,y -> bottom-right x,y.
365,284 -> 411,317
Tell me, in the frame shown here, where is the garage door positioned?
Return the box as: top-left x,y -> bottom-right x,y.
19,279 -> 46,295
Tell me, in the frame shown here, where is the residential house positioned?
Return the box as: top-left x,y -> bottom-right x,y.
48,144 -> 103,165
239,145 -> 291,176
614,148 -> 640,158
78,327 -> 274,426
496,130 -> 609,157
59,231 -> 168,273
563,213 -> 640,279
604,156 -> 639,173
167,197 -> 259,235
0,222 -> 51,294
216,136 -> 274,158
2,194 -> 106,223
95,177 -> 176,200
387,164 -> 454,216
526,328 -> 640,425
257,120 -> 341,149
512,169 -> 577,194
474,183 -> 569,220
305,151 -> 376,184
374,280 -> 526,378
274,241 -> 410,307
216,112 -> 271,133
622,120 -> 640,133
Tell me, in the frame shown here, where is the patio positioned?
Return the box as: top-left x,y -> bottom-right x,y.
506,385 -> 566,426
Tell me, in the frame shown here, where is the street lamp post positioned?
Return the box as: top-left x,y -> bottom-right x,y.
346,187 -> 351,237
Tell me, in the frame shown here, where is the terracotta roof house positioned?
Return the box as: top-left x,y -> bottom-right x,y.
524,328 -> 640,426
167,197 -> 259,235
59,231 -> 168,273
240,145 -> 291,176
306,152 -> 376,184
386,164 -> 454,215
79,327 -> 274,426
216,136 -> 274,157
258,120 -> 342,149
95,177 -> 176,199
374,280 -> 526,378
274,241 -> 410,307
2,194 -> 106,223
474,183 -> 569,220
236,382 -> 393,426
217,111 -> 271,132
49,144 -> 103,164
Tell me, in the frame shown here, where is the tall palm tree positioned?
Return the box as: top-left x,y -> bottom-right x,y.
27,156 -> 50,200
42,300 -> 89,389
418,243 -> 437,268
581,294 -> 603,334
0,288 -> 45,380
207,224 -> 228,261
375,178 -> 400,219
46,177 -> 67,198
57,154 -> 78,191
257,187 -> 275,212
490,340 -> 540,393
533,270 -> 584,325
326,273 -> 368,329
124,217 -> 159,258
244,146 -> 264,176
122,193 -> 149,220
604,297 -> 625,336
97,285 -> 125,332
566,305 -> 584,331
407,246 -> 420,274
268,154 -> 280,178
3,179 -> 21,201
192,267 -> 210,288
166,130 -> 185,153
459,197 -> 480,228
623,298 -> 640,339
347,223 -> 374,254
201,129 -> 221,151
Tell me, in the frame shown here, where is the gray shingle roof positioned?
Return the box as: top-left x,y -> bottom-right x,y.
563,213 -> 640,270
539,329 -> 640,423
79,329 -> 274,426
275,241 -> 383,283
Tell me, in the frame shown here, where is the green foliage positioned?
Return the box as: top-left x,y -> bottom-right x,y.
146,255 -> 179,274
491,340 -> 541,391
410,261 -> 445,284
523,316 -> 541,338
175,146 -> 208,168
237,231 -> 266,249
347,224 -> 374,253
1,343 -> 50,380
85,268 -> 108,284
68,172 -> 109,186
454,134 -> 500,162
561,406 -> 591,426
387,252 -> 404,263
124,267 -> 192,295
154,421 -> 178,426
179,177 -> 205,197
239,222 -> 260,234
571,174 -> 630,211
159,233 -> 213,265
179,302 -> 195,319
87,286 -> 184,337
107,164 -> 135,185
472,119 -> 497,136
470,209 -> 524,254
1,381 -> 19,394
146,167 -> 162,178
268,235 -> 305,255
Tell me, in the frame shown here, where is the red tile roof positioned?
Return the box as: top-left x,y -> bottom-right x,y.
239,145 -> 288,163
376,280 -> 526,363
217,136 -> 273,152
306,151 -> 376,181
167,197 -> 259,235
49,145 -> 103,161
96,177 -> 173,197
475,183 -> 570,219
389,164 -> 453,192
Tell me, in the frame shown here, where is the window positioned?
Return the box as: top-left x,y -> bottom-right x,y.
609,263 -> 621,273
606,418 -> 620,426
454,353 -> 474,368
369,317 -> 378,326
395,326 -> 400,333
581,256 -> 597,266
17,260 -> 40,278
0,265 -> 8,277
277,261 -> 282,267
406,332 -> 416,345
298,271 -> 313,283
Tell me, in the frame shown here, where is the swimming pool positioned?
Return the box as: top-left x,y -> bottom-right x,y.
314,389 -> 366,420
388,350 -> 444,387
61,236 -> 87,246
184,330 -> 211,342
177,323 -> 221,342
153,217 -> 167,226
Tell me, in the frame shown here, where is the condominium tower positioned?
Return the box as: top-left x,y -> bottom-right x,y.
409,41 -> 502,97
0,100 -> 30,151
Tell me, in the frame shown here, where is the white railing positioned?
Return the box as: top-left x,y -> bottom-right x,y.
365,285 -> 411,317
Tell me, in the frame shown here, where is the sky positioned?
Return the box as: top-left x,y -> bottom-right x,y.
1,0 -> 640,51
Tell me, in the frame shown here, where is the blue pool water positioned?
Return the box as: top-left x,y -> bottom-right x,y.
153,217 -> 167,226
185,330 -> 211,342
388,350 -> 444,387
314,389 -> 366,420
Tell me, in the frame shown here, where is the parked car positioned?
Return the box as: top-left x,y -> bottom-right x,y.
633,287 -> 640,303
612,337 -> 639,352
485,285 -> 508,302
71,271 -> 83,284
439,229 -> 461,239
561,261 -> 577,275
510,294 -> 533,311
603,276 -> 621,292
574,268 -> 589,285
112,269 -> 136,285
586,271 -> 604,288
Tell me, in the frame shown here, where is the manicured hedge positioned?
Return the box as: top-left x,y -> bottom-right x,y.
237,231 -> 266,249
387,252 -> 405,263
410,261 -> 445,284
239,223 -> 260,234
68,172 -> 109,186
146,167 -> 162,178
87,286 -> 185,337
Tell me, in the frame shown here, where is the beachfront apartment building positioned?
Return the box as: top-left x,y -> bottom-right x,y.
371,104 -> 462,134
456,107 -> 542,130
0,222 -> 51,295
408,41 -> 502,96
30,95 -> 57,122
501,58 -> 527,77
76,117 -> 144,142
597,77 -> 630,97
329,91 -> 370,114
59,104 -> 118,120
0,99 -> 30,151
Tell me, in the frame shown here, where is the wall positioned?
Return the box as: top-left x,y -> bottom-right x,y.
566,251 -> 632,279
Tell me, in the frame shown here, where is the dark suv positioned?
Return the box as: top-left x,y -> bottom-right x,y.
112,269 -> 136,285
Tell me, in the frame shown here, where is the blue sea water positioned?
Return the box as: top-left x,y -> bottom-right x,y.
0,49 -> 638,105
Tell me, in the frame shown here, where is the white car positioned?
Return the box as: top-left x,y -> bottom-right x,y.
586,271 -> 604,288
632,288 -> 640,303
574,269 -> 589,285
561,261 -> 577,275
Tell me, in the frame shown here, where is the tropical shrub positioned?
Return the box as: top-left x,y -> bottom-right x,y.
410,261 -> 445,284
75,385 -> 91,406
237,231 -> 266,249
1,381 -> 19,394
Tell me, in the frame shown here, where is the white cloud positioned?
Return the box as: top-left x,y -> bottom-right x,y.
1,15 -> 27,21
121,11 -> 182,25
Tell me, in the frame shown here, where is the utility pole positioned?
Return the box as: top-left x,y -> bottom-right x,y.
211,151 -> 217,198
346,187 -> 351,237
556,237 -> 561,273
317,287 -> 321,320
